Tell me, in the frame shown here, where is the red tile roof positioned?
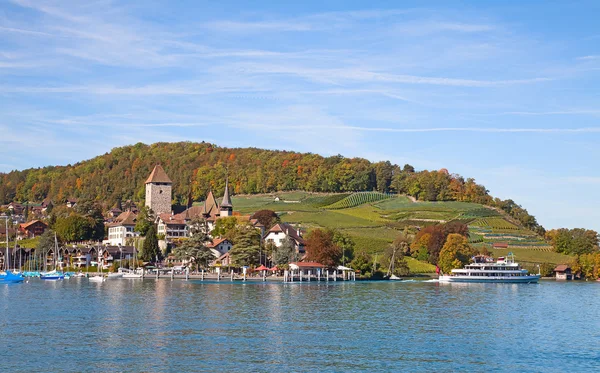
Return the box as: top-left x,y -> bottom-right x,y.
145,165 -> 172,184
268,223 -> 305,244
554,264 -> 571,272
290,262 -> 325,268
109,211 -> 137,227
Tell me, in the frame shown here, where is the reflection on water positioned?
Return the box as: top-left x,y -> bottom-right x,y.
0,279 -> 598,372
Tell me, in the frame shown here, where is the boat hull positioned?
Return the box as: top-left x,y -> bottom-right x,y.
439,275 -> 540,283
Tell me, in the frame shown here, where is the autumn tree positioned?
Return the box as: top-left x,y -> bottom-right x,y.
211,216 -> 239,239
305,228 -> 342,267
438,234 -> 476,273
250,209 -> 280,230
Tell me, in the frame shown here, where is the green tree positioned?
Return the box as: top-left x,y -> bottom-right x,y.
273,237 -> 295,265
333,230 -> 355,265
350,250 -> 374,277
384,244 -> 410,277
172,229 -> 213,271
211,216 -> 239,239
229,225 -> 261,267
74,199 -> 105,240
438,234 -> 476,273
141,225 -> 160,262
134,205 -> 154,236
54,214 -> 96,242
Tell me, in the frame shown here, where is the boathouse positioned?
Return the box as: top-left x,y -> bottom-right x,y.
554,265 -> 572,281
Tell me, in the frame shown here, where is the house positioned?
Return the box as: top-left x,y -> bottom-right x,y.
264,223 -> 305,254
206,237 -> 233,258
7,202 -> 24,215
18,220 -> 47,238
99,245 -> 135,269
66,198 -> 78,208
156,213 -> 189,240
211,251 -> 232,268
106,211 -> 138,246
554,264 -> 573,281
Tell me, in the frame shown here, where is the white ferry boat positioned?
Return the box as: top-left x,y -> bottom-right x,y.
438,253 -> 540,283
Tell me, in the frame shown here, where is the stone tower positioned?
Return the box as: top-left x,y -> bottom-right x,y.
145,165 -> 172,215
219,178 -> 233,217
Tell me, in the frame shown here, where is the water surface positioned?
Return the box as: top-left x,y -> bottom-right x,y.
1,279 -> 598,372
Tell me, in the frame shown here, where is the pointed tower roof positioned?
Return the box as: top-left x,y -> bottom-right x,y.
201,190 -> 219,219
145,165 -> 172,184
221,178 -> 232,208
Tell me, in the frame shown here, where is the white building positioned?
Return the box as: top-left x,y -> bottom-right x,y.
264,223 -> 305,253
106,211 -> 138,246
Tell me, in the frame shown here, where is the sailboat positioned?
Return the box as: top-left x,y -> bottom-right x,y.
88,246 -> 105,282
386,248 -> 403,281
40,234 -> 65,280
122,242 -> 142,279
0,221 -> 24,283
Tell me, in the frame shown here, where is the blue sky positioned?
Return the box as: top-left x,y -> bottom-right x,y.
1,0 -> 599,231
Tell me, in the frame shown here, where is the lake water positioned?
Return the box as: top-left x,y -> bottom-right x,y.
1,279 -> 598,372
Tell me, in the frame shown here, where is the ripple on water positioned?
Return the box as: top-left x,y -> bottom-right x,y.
1,279 -> 599,372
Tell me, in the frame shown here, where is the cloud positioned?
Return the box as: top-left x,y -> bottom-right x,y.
576,55 -> 600,60
496,110 -> 600,116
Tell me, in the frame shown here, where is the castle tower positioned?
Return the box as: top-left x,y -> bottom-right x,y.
145,165 -> 172,215
219,178 -> 233,217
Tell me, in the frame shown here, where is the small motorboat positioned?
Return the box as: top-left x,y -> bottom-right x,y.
88,275 -> 105,283
107,272 -> 123,279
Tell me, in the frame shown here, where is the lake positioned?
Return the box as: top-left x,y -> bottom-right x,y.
1,279 -> 598,372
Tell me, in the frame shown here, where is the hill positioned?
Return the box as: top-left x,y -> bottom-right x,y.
232,191 -> 573,272
0,141 -> 543,235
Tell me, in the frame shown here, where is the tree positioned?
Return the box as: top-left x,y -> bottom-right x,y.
141,225 -> 160,262
211,216 -> 239,239
273,237 -> 295,265
134,205 -> 154,236
350,250 -> 374,277
250,209 -> 280,230
172,230 -> 213,271
410,233 -> 431,261
229,224 -> 261,267
305,228 -> 342,267
36,229 -> 60,256
54,214 -> 96,242
438,234 -> 476,273
74,199 -> 105,240
333,230 -> 355,265
384,244 -> 410,277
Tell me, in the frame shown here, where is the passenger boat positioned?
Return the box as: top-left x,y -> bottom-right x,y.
438,253 -> 540,283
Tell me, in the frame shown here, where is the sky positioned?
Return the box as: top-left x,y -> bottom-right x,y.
0,0 -> 599,231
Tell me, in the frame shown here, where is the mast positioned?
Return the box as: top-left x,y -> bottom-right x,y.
5,217 -> 9,271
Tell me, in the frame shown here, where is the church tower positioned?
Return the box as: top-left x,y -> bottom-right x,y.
219,178 -> 233,217
145,165 -> 172,215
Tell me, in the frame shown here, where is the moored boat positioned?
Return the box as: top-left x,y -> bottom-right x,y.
1,270 -> 25,283
438,253 -> 540,283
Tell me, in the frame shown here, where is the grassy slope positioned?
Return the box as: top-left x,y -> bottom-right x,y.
231,192 -> 572,272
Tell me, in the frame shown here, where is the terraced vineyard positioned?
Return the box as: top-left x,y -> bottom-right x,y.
470,218 -> 519,230
325,192 -> 394,209
231,191 -> 571,270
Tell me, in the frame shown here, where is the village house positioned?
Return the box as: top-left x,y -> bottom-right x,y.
106,211 -> 138,246
99,245 -> 135,269
264,223 -> 305,254
66,198 -> 78,208
18,220 -> 47,239
554,264 -> 573,281
207,237 -> 233,258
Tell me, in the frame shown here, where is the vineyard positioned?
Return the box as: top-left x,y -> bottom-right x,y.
470,218 -> 519,230
325,192 -> 394,209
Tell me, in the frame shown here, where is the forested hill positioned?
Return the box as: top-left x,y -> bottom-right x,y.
0,141 -> 542,233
